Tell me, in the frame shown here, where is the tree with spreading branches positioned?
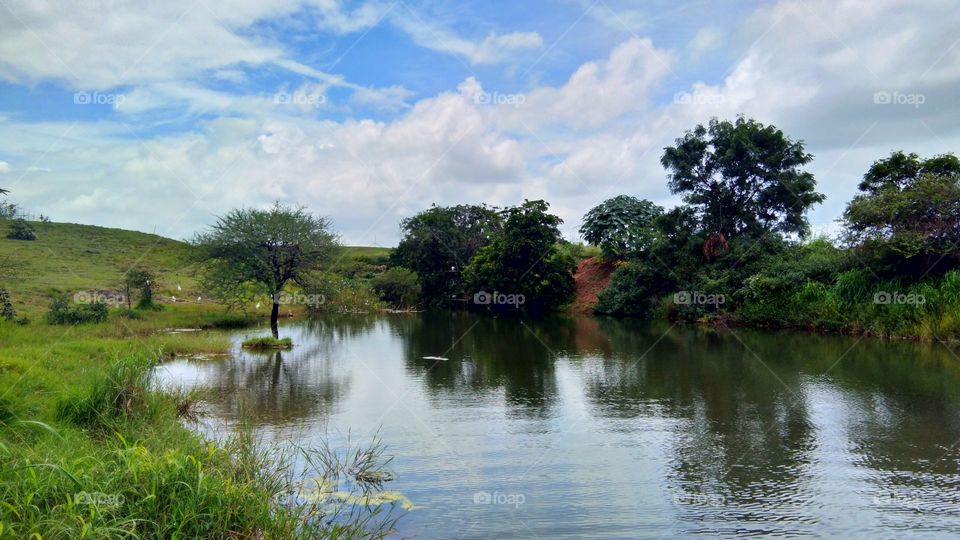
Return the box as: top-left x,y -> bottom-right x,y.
194,203 -> 339,338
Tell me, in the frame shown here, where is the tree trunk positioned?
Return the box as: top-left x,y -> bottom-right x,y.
270,300 -> 280,339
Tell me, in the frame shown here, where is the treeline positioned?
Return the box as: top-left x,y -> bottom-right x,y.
390,117 -> 960,340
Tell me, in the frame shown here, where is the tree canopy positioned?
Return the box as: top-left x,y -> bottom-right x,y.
857,150 -> 960,194
844,153 -> 960,276
661,117 -> 824,241
580,195 -> 663,259
391,204 -> 501,308
464,200 -> 575,314
194,203 -> 338,337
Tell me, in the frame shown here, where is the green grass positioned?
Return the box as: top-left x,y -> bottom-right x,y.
241,336 -> 294,350
0,221 -> 197,316
0,220 -> 401,536
0,308 -> 397,537
0,218 -> 391,317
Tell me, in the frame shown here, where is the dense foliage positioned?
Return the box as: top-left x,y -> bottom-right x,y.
579,195 -> 663,259
6,219 -> 36,241
661,117 -> 824,247
842,151 -> 960,277
394,200 -> 576,314
391,204 -> 501,308
587,117 -> 960,340
464,200 -> 576,314
372,267 -> 421,308
46,296 -> 109,324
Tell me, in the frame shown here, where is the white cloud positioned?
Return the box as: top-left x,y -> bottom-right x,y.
688,27 -> 722,59
2,0 -> 960,246
391,12 -> 543,65
0,161 -> 9,173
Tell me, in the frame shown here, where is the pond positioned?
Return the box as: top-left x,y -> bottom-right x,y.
156,313 -> 960,538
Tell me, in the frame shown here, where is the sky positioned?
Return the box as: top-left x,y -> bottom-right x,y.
0,0 -> 958,245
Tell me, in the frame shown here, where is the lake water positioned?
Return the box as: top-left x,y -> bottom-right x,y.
156,313 -> 960,538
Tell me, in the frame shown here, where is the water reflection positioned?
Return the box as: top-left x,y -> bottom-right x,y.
157,313 -> 960,537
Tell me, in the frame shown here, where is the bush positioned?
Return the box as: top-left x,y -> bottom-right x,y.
6,219 -> 36,241
0,288 -> 15,320
46,296 -> 109,325
371,267 -> 421,308
301,272 -> 385,313
595,262 -> 662,316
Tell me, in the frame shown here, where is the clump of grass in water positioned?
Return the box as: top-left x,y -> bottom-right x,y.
242,336 -> 294,350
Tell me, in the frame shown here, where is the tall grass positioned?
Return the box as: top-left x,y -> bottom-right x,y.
0,353 -> 403,538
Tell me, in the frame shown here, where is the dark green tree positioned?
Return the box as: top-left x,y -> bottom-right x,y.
843,153 -> 960,276
857,150 -> 960,194
661,117 -> 824,252
463,200 -> 576,314
371,267 -> 421,308
579,195 -> 663,259
391,204 -> 501,308
194,203 -> 339,338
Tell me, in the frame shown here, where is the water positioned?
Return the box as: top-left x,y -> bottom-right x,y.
156,313 -> 960,538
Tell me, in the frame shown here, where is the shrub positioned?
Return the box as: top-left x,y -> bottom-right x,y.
302,272 -> 385,313
0,288 -> 15,320
371,267 -> 421,308
46,296 -> 109,325
5,219 -> 36,240
595,262 -> 662,316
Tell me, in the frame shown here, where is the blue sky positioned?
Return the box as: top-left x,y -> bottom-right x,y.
0,0 -> 958,244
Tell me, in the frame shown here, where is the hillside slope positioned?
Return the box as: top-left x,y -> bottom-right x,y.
0,221 -> 197,313
0,220 -> 390,315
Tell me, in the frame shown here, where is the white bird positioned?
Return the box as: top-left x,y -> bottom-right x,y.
171,296 -> 177,302
197,296 -> 202,302
256,302 -> 261,309
177,285 -> 182,292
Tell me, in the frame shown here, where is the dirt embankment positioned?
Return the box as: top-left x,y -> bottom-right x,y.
569,257 -> 616,314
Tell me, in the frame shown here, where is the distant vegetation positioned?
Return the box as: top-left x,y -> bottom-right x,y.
583,118 -> 960,340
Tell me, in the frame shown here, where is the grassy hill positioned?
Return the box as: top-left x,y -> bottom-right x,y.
0,220 -> 391,315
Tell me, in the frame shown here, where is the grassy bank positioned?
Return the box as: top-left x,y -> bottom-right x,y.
0,305 -> 396,538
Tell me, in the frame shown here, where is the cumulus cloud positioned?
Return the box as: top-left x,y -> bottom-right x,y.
2,0 -> 959,246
